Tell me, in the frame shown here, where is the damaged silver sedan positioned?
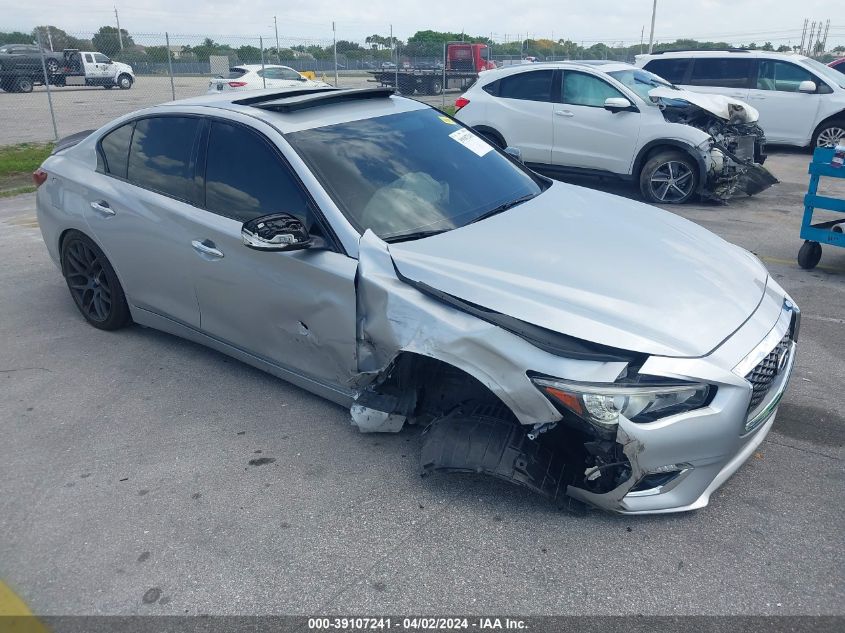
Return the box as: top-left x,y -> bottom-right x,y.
35,87 -> 798,514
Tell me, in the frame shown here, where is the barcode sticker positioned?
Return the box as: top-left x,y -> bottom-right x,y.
448,128 -> 492,157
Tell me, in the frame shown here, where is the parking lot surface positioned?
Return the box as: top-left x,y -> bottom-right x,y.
0,75 -> 446,145
0,150 -> 843,616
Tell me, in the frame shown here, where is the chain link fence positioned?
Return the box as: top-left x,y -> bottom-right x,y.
1,28 -> 836,145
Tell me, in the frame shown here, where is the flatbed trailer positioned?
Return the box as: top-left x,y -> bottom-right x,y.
369,68 -> 480,95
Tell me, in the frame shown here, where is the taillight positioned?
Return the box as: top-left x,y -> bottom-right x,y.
32,169 -> 48,188
228,81 -> 247,87
455,96 -> 470,111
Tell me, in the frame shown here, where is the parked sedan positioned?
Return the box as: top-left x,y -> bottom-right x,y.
33,87 -> 798,514
454,61 -> 776,203
207,64 -> 331,93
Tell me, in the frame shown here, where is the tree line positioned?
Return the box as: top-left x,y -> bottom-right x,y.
2,26 -> 839,66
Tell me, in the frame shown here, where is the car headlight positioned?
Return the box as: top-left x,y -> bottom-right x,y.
531,376 -> 712,428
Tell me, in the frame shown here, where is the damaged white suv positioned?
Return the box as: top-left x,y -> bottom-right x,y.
35,87 -> 798,515
454,61 -> 776,203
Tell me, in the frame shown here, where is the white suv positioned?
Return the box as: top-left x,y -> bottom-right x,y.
636,50 -> 845,148
455,61 -> 776,204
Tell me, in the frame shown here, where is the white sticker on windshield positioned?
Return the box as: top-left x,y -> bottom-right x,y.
448,128 -> 492,157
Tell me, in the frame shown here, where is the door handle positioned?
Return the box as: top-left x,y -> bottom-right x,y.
89,200 -> 115,216
191,239 -> 224,259
555,110 -> 574,117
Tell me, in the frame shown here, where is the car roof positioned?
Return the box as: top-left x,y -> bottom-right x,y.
637,50 -> 811,62
479,60 -> 635,80
153,87 -> 428,134
234,64 -> 297,71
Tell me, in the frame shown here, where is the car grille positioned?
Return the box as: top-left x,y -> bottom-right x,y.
745,331 -> 791,414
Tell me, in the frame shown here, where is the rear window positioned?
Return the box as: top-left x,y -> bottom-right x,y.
642,58 -> 689,84
226,68 -> 247,79
498,70 -> 554,102
127,117 -> 200,201
688,57 -> 752,88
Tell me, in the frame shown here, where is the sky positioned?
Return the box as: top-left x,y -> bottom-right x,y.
5,0 -> 842,49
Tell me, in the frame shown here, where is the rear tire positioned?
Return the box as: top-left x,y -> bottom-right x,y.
639,150 -> 698,204
61,232 -> 131,330
428,78 -> 443,95
14,76 -> 33,93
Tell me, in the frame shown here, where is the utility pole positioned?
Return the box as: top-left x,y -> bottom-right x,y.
822,19 -> 831,53
799,19 -> 808,55
640,26 -> 644,55
115,6 -> 124,51
807,21 -> 817,55
332,21 -> 338,87
45,26 -> 53,51
647,0 -> 658,54
274,16 -> 280,58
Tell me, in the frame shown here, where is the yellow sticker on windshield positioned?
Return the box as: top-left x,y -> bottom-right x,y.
438,116 -> 457,125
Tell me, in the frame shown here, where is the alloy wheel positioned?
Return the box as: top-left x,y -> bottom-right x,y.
64,240 -> 113,322
649,161 -> 695,202
816,126 -> 845,148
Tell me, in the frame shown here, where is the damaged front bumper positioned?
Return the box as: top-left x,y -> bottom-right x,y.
568,297 -> 798,514
699,139 -> 778,202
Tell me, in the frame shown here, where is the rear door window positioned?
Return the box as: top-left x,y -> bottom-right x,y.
642,58 -> 690,84
127,117 -> 200,201
84,54 -> 94,63
203,120 -> 310,224
98,122 -> 135,179
497,70 -> 554,102
688,58 -> 752,88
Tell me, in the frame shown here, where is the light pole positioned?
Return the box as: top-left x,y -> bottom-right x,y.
647,0 -> 658,54
274,16 -> 280,60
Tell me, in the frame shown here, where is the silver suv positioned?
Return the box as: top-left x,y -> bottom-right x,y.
34,87 -> 799,514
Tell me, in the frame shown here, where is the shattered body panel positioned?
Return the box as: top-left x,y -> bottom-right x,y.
649,87 -> 778,201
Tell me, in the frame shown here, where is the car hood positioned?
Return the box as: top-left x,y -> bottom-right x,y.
387,182 -> 768,358
649,86 -> 759,123
113,62 -> 133,73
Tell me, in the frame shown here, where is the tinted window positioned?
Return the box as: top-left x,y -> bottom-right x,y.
757,60 -> 817,92
286,109 -> 544,241
562,71 -> 624,107
688,58 -> 752,88
226,67 -> 247,79
128,117 -> 200,201
261,67 -> 301,80
643,58 -> 689,84
93,53 -> 110,64
498,70 -> 553,102
204,121 -> 309,223
84,54 -> 94,63
98,122 -> 134,179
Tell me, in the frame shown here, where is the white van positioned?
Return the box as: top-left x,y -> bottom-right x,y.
636,50 -> 845,147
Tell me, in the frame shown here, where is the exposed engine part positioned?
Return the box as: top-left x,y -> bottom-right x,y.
655,96 -> 778,202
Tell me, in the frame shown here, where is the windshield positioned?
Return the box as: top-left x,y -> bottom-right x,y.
608,68 -> 676,100
286,109 -> 544,242
802,57 -> 845,89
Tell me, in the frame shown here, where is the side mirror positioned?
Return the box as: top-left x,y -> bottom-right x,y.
604,97 -> 634,112
798,80 -> 817,93
504,146 -> 524,164
242,213 -> 312,252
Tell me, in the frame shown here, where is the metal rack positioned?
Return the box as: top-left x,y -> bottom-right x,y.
797,147 -> 845,270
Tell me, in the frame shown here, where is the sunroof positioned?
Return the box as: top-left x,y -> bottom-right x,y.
249,88 -> 396,113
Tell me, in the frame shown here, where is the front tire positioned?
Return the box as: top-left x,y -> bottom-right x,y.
117,74 -> 133,89
61,232 -> 131,330
812,119 -> 845,148
639,150 -> 698,204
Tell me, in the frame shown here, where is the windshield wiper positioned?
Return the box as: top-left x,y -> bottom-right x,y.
469,193 -> 538,225
383,228 -> 450,244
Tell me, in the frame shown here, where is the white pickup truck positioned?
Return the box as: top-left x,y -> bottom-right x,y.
57,50 -> 135,89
